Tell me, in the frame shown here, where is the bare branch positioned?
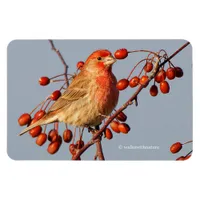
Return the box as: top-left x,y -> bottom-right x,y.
95,139 -> 105,160
48,40 -> 69,86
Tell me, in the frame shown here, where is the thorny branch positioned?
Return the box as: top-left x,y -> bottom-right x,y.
72,41 -> 190,160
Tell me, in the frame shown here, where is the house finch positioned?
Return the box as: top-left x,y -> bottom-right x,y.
19,49 -> 119,136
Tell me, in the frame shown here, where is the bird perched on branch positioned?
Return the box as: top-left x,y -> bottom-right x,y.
19,49 -> 119,136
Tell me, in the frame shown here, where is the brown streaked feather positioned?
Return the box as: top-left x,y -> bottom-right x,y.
48,71 -> 90,112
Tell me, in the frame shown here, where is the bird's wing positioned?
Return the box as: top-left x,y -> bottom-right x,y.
48,72 -> 90,112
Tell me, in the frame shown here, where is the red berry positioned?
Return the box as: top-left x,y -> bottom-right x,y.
155,69 -> 166,83
116,112 -> 127,122
118,123 -> 130,134
144,62 -> 153,72
175,67 -> 183,78
166,67 -> 176,80
18,113 -> 31,126
51,90 -> 61,100
63,129 -> 73,143
48,129 -> 58,141
170,142 -> 182,154
160,81 -> 170,94
105,128 -> 113,140
77,61 -> 84,70
69,144 -> 77,155
30,118 -> 38,125
139,75 -> 149,87
129,76 -> 140,88
114,48 -> 128,59
36,133 -> 47,146
150,85 -> 158,96
76,140 -> 84,149
116,79 -> 129,90
184,155 -> 191,160
176,156 -> 185,161
29,118 -> 42,138
29,126 -> 42,138
47,141 -> 60,154
110,121 -> 120,133
58,135 -> 62,145
34,110 -> 46,120
51,134 -> 59,142
39,77 -> 50,86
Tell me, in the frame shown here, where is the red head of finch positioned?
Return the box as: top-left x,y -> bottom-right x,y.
19,49 -> 119,135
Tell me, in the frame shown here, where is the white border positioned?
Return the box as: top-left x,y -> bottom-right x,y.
0,1 -> 199,200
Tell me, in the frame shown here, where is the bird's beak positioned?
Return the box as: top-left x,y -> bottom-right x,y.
104,55 -> 116,66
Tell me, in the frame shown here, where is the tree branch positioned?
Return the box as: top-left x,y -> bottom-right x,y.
48,40 -> 69,86
94,136 -> 105,160
72,41 -> 190,160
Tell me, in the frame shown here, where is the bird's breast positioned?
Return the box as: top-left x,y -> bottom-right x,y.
95,74 -> 119,115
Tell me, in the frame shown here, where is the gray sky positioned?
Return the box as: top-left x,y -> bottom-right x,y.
7,40 -> 192,160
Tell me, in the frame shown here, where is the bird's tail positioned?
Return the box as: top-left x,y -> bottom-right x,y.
18,112 -> 58,136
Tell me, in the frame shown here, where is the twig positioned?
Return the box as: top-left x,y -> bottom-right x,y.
183,140 -> 193,145
95,138 -> 105,160
128,49 -> 159,57
94,155 -> 98,160
30,98 -> 49,115
93,134 -> 105,160
72,139 -> 98,160
90,127 -> 105,160
127,58 -> 154,80
72,41 -> 190,160
185,150 -> 193,157
48,40 -> 69,86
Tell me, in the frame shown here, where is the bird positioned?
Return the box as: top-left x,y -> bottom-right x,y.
19,49 -> 119,136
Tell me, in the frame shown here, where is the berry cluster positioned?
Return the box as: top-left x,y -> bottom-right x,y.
69,139 -> 84,160
170,140 -> 192,161
114,48 -> 184,97
18,108 -> 74,154
18,71 -> 79,155
19,106 -> 85,156
103,111 -> 130,140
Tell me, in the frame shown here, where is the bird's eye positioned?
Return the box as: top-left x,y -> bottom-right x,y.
97,57 -> 102,60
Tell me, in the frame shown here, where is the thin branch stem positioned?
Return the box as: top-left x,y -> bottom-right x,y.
127,58 -> 153,80
30,98 -> 49,115
59,82 -> 67,91
128,50 -> 159,57
72,127 -> 77,144
43,124 -> 47,133
183,140 -> 193,145
158,49 -> 168,56
48,40 -> 69,87
44,99 -> 52,111
51,79 -> 66,82
54,122 -> 59,131
50,73 -> 65,80
185,150 -> 193,157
